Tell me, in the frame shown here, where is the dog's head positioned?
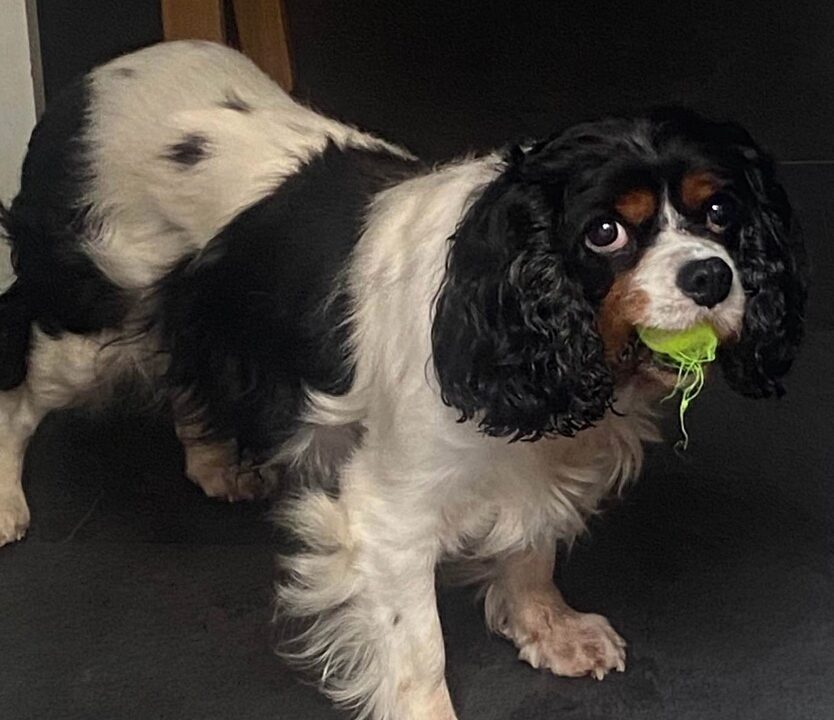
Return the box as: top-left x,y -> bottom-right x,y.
432,108 -> 807,440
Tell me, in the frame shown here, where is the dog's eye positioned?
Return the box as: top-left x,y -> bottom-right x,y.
705,193 -> 736,232
585,219 -> 629,253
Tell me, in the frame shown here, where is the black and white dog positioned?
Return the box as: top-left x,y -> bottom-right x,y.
0,41 -> 806,719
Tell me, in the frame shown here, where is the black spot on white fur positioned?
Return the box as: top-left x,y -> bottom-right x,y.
219,92 -> 252,113
165,133 -> 210,167
113,67 -> 136,78
156,141 -> 420,456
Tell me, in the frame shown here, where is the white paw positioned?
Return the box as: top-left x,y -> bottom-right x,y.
0,491 -> 30,547
515,611 -> 626,680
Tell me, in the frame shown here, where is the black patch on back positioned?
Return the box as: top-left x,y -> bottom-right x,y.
165,133 -> 210,167
7,76 -> 129,336
157,141 -> 420,455
218,92 -> 252,113
113,67 -> 136,78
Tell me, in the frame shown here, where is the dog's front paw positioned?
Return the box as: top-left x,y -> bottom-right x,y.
515,610 -> 626,680
0,491 -> 30,547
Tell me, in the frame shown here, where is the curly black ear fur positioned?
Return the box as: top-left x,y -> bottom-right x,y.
431,150 -> 614,440
719,146 -> 808,398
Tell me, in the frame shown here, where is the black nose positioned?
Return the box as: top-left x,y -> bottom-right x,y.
676,257 -> 733,308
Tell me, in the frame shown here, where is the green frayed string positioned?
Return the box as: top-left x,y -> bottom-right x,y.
636,324 -> 719,450
663,342 -> 716,449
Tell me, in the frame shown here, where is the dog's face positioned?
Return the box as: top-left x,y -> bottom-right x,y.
432,108 -> 807,440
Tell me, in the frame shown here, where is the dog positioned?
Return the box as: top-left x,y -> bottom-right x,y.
0,41 -> 806,720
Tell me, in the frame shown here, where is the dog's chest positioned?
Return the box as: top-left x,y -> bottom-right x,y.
441,401 -> 658,558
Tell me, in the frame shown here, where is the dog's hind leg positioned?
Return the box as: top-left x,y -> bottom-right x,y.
0,329 -> 116,546
173,424 -> 266,502
0,383 -> 40,545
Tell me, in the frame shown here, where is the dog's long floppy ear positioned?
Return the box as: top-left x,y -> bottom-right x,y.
718,131 -> 808,398
431,148 -> 614,441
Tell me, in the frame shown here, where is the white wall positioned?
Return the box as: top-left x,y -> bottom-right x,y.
0,0 -> 37,287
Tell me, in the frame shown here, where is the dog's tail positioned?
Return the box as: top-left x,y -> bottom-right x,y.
0,202 -> 33,390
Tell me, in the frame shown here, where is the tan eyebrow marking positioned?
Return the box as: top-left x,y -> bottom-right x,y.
615,188 -> 657,225
680,170 -> 721,210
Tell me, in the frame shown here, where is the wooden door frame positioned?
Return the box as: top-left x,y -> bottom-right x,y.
161,0 -> 293,92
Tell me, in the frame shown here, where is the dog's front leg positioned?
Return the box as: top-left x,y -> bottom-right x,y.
484,536 -> 626,680
277,479 -> 457,720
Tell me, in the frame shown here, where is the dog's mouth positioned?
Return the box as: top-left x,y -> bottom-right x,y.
615,332 -> 691,388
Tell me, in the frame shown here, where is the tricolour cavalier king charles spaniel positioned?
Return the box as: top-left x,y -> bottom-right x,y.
0,42 -> 806,720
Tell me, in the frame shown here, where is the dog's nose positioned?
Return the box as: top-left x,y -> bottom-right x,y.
676,257 -> 733,308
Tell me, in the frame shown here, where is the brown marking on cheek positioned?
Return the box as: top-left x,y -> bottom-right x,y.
598,273 -> 650,365
680,170 -> 720,210
615,188 -> 656,225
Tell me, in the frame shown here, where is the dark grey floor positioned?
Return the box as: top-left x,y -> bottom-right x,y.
5,3 -> 834,718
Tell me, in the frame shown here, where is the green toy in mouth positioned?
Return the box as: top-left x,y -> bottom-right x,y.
636,323 -> 719,448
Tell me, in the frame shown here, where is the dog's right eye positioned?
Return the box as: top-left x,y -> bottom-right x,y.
585,219 -> 629,253
704,193 -> 737,232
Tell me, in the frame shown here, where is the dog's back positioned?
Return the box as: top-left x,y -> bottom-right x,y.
7,40 -> 405,283
0,41 -> 412,395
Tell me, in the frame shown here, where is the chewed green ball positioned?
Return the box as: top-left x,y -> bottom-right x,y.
636,323 -> 719,363
636,323 -> 720,449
